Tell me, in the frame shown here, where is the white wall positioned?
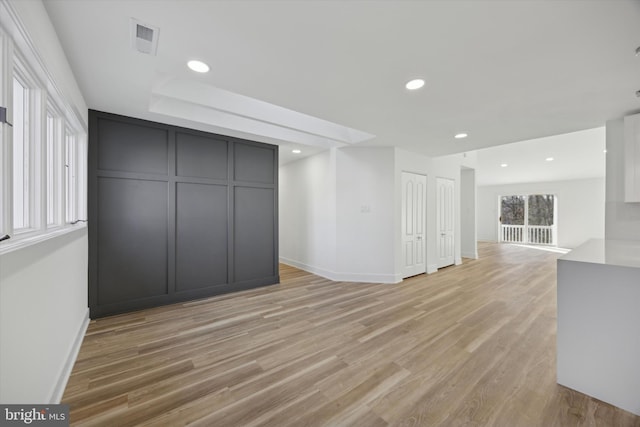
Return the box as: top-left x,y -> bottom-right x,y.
605,118 -> 640,240
0,0 -> 88,404
0,229 -> 89,403
280,147 -> 398,282
477,178 -> 605,248
335,147 -> 396,282
461,168 -> 477,259
279,149 -> 337,277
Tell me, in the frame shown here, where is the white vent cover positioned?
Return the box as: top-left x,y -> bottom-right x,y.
131,18 -> 159,55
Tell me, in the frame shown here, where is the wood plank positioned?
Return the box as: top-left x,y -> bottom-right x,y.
62,243 -> 640,426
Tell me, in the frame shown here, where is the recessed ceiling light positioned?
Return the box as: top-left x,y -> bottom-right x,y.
603,149 -> 608,153
454,133 -> 468,139
405,79 -> 425,90
292,149 -> 301,154
500,163 -> 508,168
187,60 -> 210,73
546,157 -> 554,162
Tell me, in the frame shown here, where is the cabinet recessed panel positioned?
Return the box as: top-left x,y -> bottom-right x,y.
176,183 -> 228,291
234,187 -> 275,282
176,132 -> 228,180
97,118 -> 168,174
234,143 -> 275,184
97,177 -> 168,305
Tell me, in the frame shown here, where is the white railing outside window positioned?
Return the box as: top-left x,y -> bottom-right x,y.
501,224 -> 524,243
500,224 -> 556,246
528,225 -> 554,245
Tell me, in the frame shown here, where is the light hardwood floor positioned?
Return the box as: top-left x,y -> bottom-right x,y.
63,242 -> 640,426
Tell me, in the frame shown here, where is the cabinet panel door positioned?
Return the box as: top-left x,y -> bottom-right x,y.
234,186 -> 276,282
97,118 -> 168,175
176,132 -> 228,180
234,143 -> 275,184
176,182 -> 228,291
97,177 -> 168,305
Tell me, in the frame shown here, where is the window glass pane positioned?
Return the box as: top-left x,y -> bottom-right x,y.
77,137 -> 87,221
65,131 -> 76,223
500,195 -> 525,225
46,113 -> 56,225
12,77 -> 28,230
528,194 -> 554,226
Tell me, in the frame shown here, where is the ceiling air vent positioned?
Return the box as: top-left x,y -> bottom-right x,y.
131,18 -> 159,55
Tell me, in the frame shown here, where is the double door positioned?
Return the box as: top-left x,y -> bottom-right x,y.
402,174 -> 456,276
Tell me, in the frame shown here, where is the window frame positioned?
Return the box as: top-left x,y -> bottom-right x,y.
0,16 -> 87,255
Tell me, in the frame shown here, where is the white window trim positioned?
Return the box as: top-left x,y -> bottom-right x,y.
0,28 -> 12,239
0,4 -> 87,256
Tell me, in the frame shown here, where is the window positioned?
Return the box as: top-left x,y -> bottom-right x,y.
76,136 -> 87,222
65,129 -> 76,224
10,55 -> 44,236
499,194 -> 556,245
528,194 -> 554,227
12,76 -> 28,230
0,22 -> 87,253
499,195 -> 525,226
46,111 -> 61,227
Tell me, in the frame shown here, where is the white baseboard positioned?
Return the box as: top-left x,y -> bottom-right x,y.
461,251 -> 479,259
334,271 -> 403,284
50,308 -> 90,403
279,257 -> 402,284
427,264 -> 438,274
279,257 -> 337,280
455,257 -> 463,265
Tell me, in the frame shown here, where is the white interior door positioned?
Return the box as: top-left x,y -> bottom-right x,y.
402,172 -> 427,278
437,177 -> 455,268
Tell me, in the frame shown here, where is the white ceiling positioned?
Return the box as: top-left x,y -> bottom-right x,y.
475,127 -> 605,186
43,0 -> 640,165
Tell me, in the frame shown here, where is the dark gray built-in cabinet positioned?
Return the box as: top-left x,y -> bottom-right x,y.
88,111 -> 279,318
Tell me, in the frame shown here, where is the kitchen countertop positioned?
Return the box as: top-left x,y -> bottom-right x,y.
559,238 -> 640,269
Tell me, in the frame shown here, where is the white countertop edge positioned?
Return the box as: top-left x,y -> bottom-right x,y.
559,238 -> 640,269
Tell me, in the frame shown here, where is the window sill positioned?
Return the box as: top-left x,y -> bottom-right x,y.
0,224 -> 87,256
